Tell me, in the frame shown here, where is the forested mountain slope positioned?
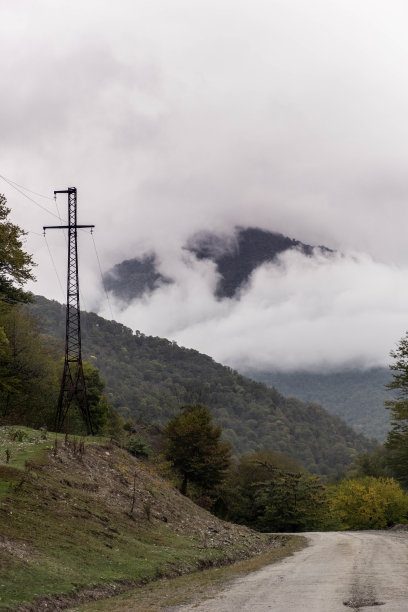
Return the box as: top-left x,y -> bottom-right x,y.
29,296 -> 376,476
246,369 -> 392,442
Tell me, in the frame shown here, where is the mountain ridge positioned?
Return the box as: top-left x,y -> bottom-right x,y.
103,226 -> 333,301
99,225 -> 390,443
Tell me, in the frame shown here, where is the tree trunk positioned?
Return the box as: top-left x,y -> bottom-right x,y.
180,473 -> 188,496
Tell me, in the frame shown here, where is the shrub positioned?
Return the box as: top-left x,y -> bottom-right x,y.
126,435 -> 152,458
329,476 -> 408,529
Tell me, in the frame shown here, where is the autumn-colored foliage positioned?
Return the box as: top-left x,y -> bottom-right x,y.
329,476 -> 408,529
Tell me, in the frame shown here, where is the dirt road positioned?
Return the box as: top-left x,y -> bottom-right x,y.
173,530 -> 408,611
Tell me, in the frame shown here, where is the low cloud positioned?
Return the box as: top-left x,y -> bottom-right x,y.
95,247 -> 408,372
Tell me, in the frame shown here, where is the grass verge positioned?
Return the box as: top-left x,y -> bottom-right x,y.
73,535 -> 306,611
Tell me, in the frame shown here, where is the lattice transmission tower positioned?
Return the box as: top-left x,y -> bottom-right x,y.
44,187 -> 94,435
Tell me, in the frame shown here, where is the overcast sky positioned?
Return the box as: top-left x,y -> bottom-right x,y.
2,0 -> 408,372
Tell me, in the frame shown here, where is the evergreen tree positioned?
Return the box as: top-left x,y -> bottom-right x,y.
164,404 -> 232,495
217,451 -> 330,531
82,361 -> 111,434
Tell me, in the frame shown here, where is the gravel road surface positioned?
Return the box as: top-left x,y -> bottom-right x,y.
173,530 -> 408,611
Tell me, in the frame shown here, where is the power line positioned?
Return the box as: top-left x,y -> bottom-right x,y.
0,173 -> 60,220
43,233 -> 65,300
1,173 -> 115,334
55,198 -> 64,223
0,174 -> 54,200
91,233 -> 115,321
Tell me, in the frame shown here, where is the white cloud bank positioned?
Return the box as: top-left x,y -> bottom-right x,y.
95,247 -> 408,372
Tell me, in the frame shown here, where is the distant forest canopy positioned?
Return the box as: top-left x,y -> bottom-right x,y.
246,368 -> 392,442
28,296 -> 376,476
102,227 -> 333,302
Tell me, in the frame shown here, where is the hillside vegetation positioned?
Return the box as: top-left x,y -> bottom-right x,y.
29,296 -> 376,476
248,368 -> 392,441
101,226 -> 391,443
0,426 -> 287,611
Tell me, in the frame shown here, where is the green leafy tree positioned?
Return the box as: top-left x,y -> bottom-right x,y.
164,404 -> 232,495
126,435 -> 152,458
329,477 -> 408,529
346,445 -> 392,480
385,333 -> 408,486
254,472 -> 329,532
0,306 -> 60,425
0,193 -> 35,303
0,322 -> 13,392
82,361 -> 110,434
217,451 -> 330,531
0,194 -> 37,404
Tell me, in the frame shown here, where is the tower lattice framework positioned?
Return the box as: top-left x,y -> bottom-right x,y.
44,187 -> 94,434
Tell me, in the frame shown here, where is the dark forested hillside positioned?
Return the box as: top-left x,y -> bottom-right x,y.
246,369 -> 392,441
103,254 -> 172,302
29,296 -> 376,476
189,227 -> 331,298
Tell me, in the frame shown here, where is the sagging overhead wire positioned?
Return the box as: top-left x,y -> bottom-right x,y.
0,173 -> 115,322
44,223 -> 114,321
0,172 -> 61,220
91,232 -> 115,321
43,233 -> 65,301
0,174 -> 54,200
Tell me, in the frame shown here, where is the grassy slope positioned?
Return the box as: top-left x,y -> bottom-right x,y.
76,538 -> 305,611
0,427 -> 296,611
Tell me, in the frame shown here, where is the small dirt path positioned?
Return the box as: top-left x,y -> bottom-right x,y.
172,531 -> 408,611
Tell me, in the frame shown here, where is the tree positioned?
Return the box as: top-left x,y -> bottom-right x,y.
0,323 -> 13,392
0,193 -> 35,303
164,404 -> 232,496
254,472 -> 329,532
329,477 -> 408,529
82,361 -> 110,434
385,333 -> 408,486
346,445 -> 392,480
0,306 -> 60,426
217,451 -> 330,532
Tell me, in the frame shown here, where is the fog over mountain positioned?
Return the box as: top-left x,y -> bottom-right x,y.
96,226 -> 408,373
104,228 -> 327,301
